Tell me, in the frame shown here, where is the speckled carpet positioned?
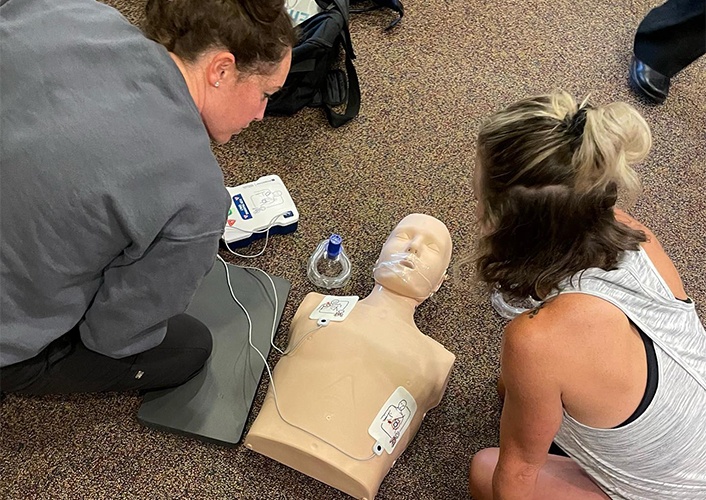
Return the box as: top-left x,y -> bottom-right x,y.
1,0 -> 704,498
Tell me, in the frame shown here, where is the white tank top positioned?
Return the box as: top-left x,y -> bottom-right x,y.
551,248 -> 706,499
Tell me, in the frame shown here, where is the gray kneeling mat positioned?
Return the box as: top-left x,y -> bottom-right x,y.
138,260 -> 290,446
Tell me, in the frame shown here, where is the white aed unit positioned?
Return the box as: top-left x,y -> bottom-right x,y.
223,175 -> 299,249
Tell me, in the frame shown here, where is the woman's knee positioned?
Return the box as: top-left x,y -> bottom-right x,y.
133,314 -> 214,389
469,447 -> 499,500
165,314 -> 213,358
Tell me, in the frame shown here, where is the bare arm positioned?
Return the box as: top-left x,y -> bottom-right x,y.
492,316 -> 564,500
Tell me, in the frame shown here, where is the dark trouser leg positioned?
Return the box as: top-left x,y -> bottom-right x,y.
0,314 -> 212,395
634,0 -> 706,77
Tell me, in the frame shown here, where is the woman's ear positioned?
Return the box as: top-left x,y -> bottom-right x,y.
207,51 -> 236,86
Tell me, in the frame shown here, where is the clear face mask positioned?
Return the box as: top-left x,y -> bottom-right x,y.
372,252 -> 440,300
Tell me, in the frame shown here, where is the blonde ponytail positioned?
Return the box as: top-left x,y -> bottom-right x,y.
573,102 -> 651,196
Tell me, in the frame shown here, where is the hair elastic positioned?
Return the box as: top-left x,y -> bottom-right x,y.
566,106 -> 592,137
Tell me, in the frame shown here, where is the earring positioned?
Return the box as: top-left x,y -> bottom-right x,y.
214,81 -> 220,88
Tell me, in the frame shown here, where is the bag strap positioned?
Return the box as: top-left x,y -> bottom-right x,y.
322,0 -> 360,128
317,0 -> 350,23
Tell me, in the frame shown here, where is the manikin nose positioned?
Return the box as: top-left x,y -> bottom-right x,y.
406,237 -> 422,254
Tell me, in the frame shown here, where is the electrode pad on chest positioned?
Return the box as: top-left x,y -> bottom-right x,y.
308,295 -> 359,322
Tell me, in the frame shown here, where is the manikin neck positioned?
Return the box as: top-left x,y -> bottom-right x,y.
359,283 -> 426,322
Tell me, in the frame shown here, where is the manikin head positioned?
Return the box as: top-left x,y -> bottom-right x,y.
373,214 -> 453,303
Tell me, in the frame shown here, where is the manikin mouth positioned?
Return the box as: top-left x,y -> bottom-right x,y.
399,259 -> 415,269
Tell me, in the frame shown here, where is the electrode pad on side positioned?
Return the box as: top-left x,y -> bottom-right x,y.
308,295 -> 359,322
368,386 -> 418,454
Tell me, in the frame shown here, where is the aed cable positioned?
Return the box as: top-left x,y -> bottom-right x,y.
216,254 -> 377,462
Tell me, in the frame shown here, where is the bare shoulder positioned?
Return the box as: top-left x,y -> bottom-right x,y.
499,307 -> 567,399
614,208 -> 668,258
614,208 -> 657,243
502,294 -> 624,375
501,306 -> 562,377
614,208 -> 687,299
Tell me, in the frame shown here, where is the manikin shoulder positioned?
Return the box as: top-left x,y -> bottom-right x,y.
291,292 -> 455,369
291,292 -> 326,323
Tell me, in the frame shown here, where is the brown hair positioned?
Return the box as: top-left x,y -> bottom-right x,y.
474,91 -> 651,300
143,0 -> 297,74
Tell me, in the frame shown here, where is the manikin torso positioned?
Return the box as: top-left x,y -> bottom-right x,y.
245,214 -> 456,500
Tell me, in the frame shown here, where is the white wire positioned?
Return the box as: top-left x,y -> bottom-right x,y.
222,211 -> 291,353
223,212 -> 290,259
238,263 -> 284,355
281,326 -> 321,356
216,255 -> 376,462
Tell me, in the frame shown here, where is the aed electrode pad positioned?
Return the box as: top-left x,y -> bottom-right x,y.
368,387 -> 418,455
308,295 -> 359,322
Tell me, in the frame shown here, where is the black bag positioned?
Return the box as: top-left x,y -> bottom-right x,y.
265,0 -> 403,128
266,0 -> 357,128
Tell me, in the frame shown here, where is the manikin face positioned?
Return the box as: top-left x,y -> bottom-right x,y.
373,214 -> 453,301
201,50 -> 292,144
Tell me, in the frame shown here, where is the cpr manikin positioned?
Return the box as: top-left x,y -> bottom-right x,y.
245,214 -> 456,500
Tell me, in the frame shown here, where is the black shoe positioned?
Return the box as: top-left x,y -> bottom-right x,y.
630,56 -> 670,104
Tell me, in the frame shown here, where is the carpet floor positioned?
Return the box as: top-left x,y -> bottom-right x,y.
1,0 -> 704,498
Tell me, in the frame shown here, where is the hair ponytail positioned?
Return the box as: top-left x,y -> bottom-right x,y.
573,102 -> 651,196
474,91 -> 649,300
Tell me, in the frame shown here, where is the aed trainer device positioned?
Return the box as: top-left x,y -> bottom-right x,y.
223,174 -> 299,249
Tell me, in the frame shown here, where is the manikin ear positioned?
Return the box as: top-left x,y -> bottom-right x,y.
207,51 -> 237,87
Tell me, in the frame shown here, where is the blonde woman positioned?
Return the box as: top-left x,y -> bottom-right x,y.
468,92 -> 706,499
